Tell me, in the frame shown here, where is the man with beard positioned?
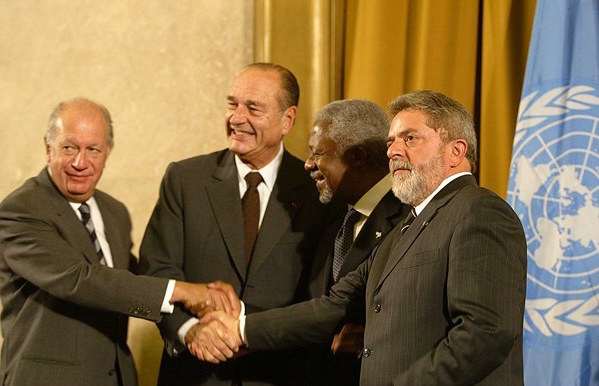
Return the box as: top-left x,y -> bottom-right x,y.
195,90 -> 528,386
302,99 -> 409,385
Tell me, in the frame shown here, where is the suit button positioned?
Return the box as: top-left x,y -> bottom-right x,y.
362,348 -> 371,358
108,368 -> 116,376
374,304 -> 381,313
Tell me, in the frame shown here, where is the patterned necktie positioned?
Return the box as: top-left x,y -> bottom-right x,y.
332,208 -> 362,281
78,203 -> 106,265
242,172 -> 263,263
400,207 -> 418,234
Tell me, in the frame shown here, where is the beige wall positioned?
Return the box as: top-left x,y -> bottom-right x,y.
0,1 -> 253,385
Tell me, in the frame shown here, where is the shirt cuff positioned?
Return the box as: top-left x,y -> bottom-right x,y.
160,279 -> 176,313
178,317 -> 200,345
239,301 -> 248,345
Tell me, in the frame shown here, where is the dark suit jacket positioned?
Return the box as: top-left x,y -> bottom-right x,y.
247,175 -> 527,386
303,190 -> 407,386
138,149 -> 331,386
0,169 -> 169,386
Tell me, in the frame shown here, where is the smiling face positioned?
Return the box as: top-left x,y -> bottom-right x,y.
225,67 -> 296,169
46,101 -> 111,203
386,109 -> 449,206
304,123 -> 349,204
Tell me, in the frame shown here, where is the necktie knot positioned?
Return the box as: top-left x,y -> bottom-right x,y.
245,172 -> 263,189
79,202 -> 91,223
400,207 -> 417,234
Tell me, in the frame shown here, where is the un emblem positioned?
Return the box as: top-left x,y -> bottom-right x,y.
508,84 -> 599,346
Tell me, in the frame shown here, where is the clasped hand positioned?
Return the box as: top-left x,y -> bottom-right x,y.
171,281 -> 243,363
172,280 -> 240,317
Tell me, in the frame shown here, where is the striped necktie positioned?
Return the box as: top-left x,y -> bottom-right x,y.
79,203 -> 106,265
332,208 -> 362,282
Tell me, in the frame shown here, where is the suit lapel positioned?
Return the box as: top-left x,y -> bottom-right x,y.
95,194 -> 126,268
249,151 -> 304,275
206,152 -> 247,280
337,191 -> 407,279
37,168 -> 102,265
374,175 -> 477,291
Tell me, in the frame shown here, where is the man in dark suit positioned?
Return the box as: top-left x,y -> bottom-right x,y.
0,98 -> 239,386
138,63 -> 331,385
302,99 -> 408,385
198,90 -> 528,386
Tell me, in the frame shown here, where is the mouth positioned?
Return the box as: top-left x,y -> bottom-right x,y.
390,160 -> 413,176
229,126 -> 255,138
67,173 -> 91,182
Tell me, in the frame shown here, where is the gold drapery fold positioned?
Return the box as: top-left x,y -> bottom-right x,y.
254,0 -> 536,197
254,0 -> 345,159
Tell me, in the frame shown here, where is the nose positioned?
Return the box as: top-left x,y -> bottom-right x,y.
387,138 -> 405,160
228,105 -> 249,125
304,155 -> 316,172
72,150 -> 88,170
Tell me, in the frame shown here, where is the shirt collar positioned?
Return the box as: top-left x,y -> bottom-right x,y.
234,143 -> 284,192
69,196 -> 99,219
352,176 -> 393,217
414,172 -> 471,215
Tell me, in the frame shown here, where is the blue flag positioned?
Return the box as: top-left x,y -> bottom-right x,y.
507,0 -> 599,385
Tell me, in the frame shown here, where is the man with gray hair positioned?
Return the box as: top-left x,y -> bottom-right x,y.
302,99 -> 409,385
0,97 -> 239,386
195,90 -> 527,386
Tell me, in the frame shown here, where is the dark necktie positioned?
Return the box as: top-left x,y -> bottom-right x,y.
400,207 -> 417,234
332,208 -> 362,281
78,202 -> 106,265
242,172 -> 263,262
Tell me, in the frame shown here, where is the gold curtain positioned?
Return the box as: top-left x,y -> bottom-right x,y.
255,0 -> 536,197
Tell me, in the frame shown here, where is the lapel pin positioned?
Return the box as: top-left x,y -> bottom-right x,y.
375,231 -> 382,238
420,221 -> 429,230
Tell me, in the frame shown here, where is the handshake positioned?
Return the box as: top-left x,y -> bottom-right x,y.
170,281 -> 244,363
170,281 -> 366,364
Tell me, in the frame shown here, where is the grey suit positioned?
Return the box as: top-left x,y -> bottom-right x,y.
247,175 -> 527,386
0,169 -> 169,386
303,190 -> 408,386
138,149 -> 331,386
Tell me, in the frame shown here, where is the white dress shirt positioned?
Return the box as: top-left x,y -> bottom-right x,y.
70,197 -> 175,313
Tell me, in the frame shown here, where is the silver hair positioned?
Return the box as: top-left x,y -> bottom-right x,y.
388,90 -> 478,173
313,99 -> 389,167
46,97 -> 114,148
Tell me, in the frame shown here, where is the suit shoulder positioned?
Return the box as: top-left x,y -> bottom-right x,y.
165,149 -> 229,176
0,175 -> 58,213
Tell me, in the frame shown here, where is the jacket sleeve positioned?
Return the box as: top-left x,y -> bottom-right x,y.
0,192 -> 169,323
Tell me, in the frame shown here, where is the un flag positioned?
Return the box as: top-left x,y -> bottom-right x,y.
507,0 -> 599,385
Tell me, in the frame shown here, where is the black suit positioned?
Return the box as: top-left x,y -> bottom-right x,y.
247,175 -> 527,386
0,169 -> 169,386
303,190 -> 408,386
139,149 -> 331,386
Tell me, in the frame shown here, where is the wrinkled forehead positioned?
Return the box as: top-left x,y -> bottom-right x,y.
229,69 -> 283,105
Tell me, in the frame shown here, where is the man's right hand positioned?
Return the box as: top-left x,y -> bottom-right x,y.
171,281 -> 240,318
185,310 -> 243,363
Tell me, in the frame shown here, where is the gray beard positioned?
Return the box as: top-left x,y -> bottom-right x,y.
391,153 -> 445,207
319,181 -> 334,204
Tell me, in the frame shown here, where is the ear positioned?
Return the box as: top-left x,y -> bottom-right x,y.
280,106 -> 297,136
447,139 -> 468,168
45,137 -> 51,163
345,146 -> 367,167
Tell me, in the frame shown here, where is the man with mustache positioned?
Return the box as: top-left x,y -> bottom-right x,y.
138,63 -> 331,385
196,90 -> 527,386
302,99 -> 409,385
